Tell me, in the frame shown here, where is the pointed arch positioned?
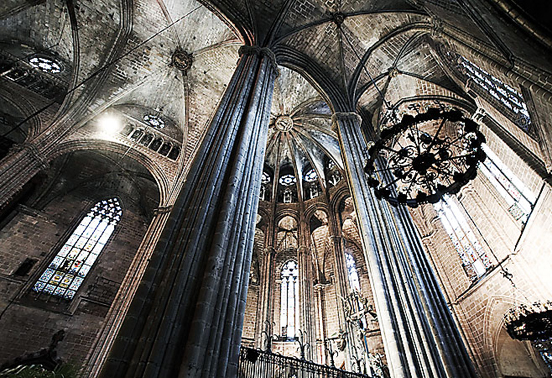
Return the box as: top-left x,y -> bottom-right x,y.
33,197 -> 122,300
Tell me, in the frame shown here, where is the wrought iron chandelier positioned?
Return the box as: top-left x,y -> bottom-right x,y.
504,301 -> 552,341
364,106 -> 487,207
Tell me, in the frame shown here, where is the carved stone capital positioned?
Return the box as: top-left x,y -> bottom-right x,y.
331,112 -> 361,132
431,17 -> 444,39
473,108 -> 487,123
238,45 -> 279,74
263,246 -> 276,257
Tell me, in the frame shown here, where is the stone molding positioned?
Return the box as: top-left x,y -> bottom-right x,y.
238,45 -> 279,73
12,143 -> 50,170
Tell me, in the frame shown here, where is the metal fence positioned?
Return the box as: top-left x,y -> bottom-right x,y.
238,346 -> 371,378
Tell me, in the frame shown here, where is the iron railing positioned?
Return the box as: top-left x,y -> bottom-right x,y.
238,346 -> 371,378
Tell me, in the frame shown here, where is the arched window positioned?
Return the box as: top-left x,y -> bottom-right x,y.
434,196 -> 491,280
479,145 -> 536,223
33,198 -> 122,300
458,55 -> 531,132
280,260 -> 299,340
345,252 -> 361,292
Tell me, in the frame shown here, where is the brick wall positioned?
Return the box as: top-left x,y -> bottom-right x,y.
0,185 -> 150,368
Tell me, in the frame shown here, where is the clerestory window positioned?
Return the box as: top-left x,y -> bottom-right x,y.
435,196 -> 491,280
458,56 -> 531,132
479,145 -> 536,224
33,198 -> 122,300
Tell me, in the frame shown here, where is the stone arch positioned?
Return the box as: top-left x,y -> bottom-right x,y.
0,83 -> 42,142
48,139 -> 171,205
0,148 -> 159,367
483,295 -> 547,378
276,215 -> 299,253
308,209 -> 330,284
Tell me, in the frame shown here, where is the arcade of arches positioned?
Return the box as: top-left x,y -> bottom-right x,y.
0,0 -> 551,377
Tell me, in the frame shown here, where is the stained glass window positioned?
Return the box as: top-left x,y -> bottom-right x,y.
304,169 -> 317,182
143,114 -> 165,129
479,145 -> 536,223
280,260 -> 299,341
279,174 -> 297,186
435,196 -> 491,280
345,252 -> 361,292
33,198 -> 122,300
458,56 -> 531,132
29,56 -> 61,73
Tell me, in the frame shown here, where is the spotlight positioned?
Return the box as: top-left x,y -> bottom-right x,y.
98,113 -> 121,134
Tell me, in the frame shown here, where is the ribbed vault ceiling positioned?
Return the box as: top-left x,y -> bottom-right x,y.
265,66 -> 342,200
0,0 -> 516,183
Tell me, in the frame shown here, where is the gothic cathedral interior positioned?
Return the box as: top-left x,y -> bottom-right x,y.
0,0 -> 551,377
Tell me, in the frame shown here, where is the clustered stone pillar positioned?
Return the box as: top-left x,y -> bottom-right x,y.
85,205 -> 173,377
99,46 -> 278,378
334,112 -> 477,378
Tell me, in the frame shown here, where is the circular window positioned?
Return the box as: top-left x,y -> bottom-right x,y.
29,57 -> 61,73
143,114 -> 165,129
279,174 -> 296,186
261,172 -> 271,184
304,168 -> 317,182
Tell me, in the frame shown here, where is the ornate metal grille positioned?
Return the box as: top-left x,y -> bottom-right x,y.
238,346 -> 374,378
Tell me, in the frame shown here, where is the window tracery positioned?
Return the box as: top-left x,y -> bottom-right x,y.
0,53 -> 66,101
325,159 -> 341,187
143,114 -> 165,129
283,187 -> 293,203
33,198 -> 122,300
304,169 -> 317,182
279,174 -> 297,186
280,260 -> 299,341
479,145 -> 536,223
260,171 -> 271,201
29,56 -> 61,73
435,196 -> 491,280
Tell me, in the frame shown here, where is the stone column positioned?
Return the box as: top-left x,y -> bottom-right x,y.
98,46 -> 278,378
298,244 -> 315,361
85,205 -> 173,377
334,112 -> 477,378
257,246 -> 275,351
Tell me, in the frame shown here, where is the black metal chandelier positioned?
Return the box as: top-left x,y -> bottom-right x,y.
364,106 -> 486,207
504,301 -> 552,341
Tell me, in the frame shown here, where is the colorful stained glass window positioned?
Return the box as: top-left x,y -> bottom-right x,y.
280,260 -> 299,341
33,198 -> 122,300
435,196 -> 491,280
458,56 -> 531,132
345,252 -> 361,292
479,145 -> 536,224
